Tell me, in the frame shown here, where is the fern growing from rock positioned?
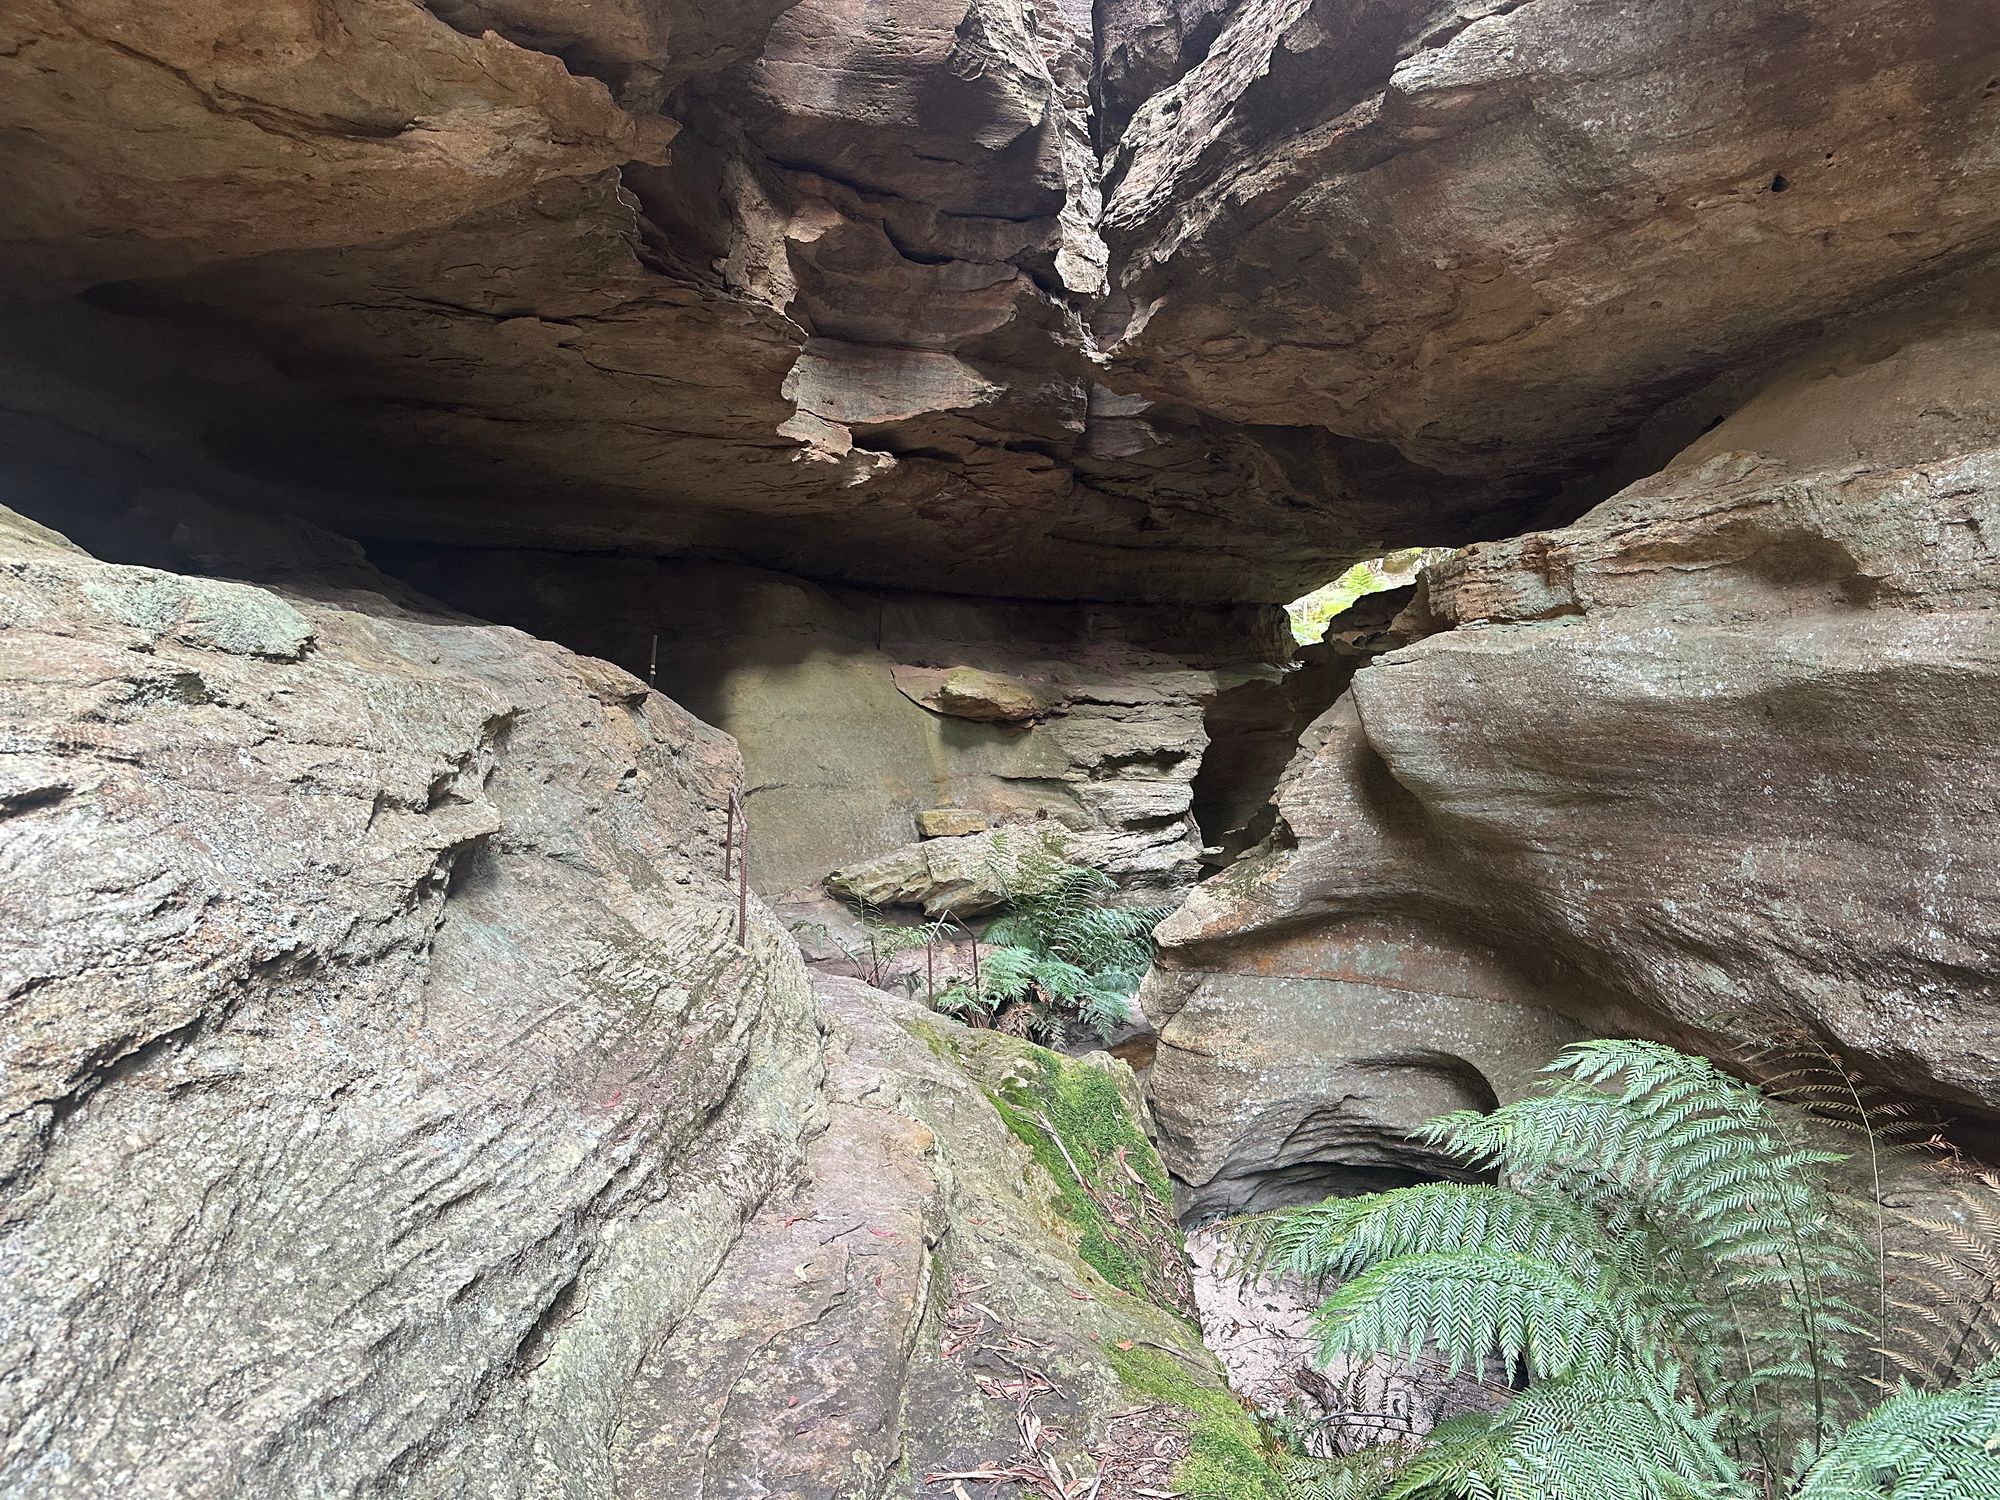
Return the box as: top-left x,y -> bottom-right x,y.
1240,1039 -> 2000,1500
934,835 -> 1169,1042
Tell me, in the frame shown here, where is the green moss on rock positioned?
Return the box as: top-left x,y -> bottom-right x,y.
968,1042 -> 1190,1316
1107,1345 -> 1287,1500
899,1015 -> 962,1066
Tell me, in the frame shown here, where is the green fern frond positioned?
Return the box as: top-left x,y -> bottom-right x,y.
1281,1446 -> 1409,1500
1257,1039 -> 1995,1497
1241,1182 -> 1621,1292
977,942 -> 1038,1001
1481,1368 -> 1740,1499
1793,1376 -> 2000,1499
1311,1248 -> 1646,1381
949,842 -> 1164,1041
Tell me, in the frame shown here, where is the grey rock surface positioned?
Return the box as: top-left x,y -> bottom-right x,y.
388,552 -> 1298,897
0,502 -> 1261,1497
0,506 -> 826,1496
1144,913 -> 1585,1217
636,973 -> 1233,1495
1157,300 -> 2000,1123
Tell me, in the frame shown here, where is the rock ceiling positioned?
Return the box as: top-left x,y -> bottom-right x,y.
2,0 -> 1996,601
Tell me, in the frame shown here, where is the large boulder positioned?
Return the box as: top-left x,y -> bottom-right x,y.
0,505 -> 825,1494
1144,915 -> 1586,1217
0,497 -> 1285,1496
641,974 -> 1269,1493
1157,293 -> 2000,1123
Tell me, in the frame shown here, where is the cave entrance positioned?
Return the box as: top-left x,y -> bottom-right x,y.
1284,547 -> 1441,645
1190,549 -> 1440,868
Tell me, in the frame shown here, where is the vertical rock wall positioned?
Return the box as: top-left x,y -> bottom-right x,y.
384,547 -> 1304,897
0,504 -> 826,1495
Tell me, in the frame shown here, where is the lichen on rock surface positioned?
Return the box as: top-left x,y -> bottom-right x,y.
0,504 -> 825,1495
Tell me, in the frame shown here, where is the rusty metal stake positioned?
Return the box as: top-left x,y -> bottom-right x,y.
731,789 -> 748,947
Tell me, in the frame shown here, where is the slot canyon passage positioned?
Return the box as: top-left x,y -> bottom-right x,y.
3,0 -> 2000,1494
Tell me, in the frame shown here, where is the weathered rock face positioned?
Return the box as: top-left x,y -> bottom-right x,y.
1100,0 -> 2000,484
0,503 -> 1264,1496
0,0 -> 1519,605
9,0 -> 1998,603
384,548 -> 1303,895
1145,911 -> 1587,1216
8,0 -> 2000,1489
0,503 -> 826,1494
1157,298 -> 2000,1131
624,973 -> 1238,1494
1188,585 -> 1420,869
7,0 -> 1998,606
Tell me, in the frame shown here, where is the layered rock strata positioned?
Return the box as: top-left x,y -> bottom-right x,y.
1153,296 -> 2000,1163
1100,0 -> 2000,484
0,503 -> 823,1494
0,0 -> 1519,604
385,548 -> 1304,896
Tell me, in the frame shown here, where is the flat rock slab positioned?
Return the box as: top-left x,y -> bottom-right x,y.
895,664 -> 1058,723
917,807 -> 991,838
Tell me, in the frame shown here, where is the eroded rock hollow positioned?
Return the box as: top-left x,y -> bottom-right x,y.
2,0 -> 1998,1493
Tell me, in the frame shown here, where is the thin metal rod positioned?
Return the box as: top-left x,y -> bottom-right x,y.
732,789 -> 749,946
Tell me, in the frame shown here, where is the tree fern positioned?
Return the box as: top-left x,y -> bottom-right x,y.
1409,1368 -> 1736,1500
1425,1040 -> 1878,1454
1311,1248 -> 1642,1381
1244,1039 -> 2000,1500
961,834 -> 1169,1042
1736,1016 -> 1943,1393
1243,1182 -> 1635,1289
